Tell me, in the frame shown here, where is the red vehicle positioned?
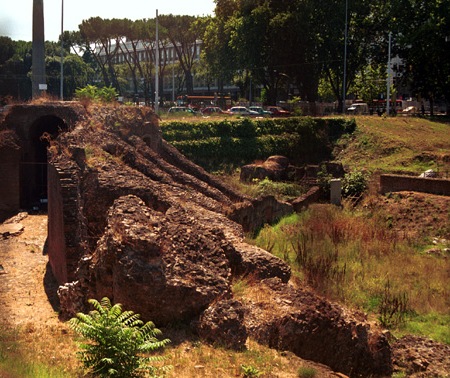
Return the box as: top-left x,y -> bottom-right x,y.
266,106 -> 291,117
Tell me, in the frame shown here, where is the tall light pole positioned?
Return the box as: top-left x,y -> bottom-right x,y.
155,9 -> 159,114
386,32 -> 392,115
342,0 -> 348,113
60,0 -> 64,100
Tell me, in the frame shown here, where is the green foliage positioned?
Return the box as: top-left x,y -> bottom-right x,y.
350,64 -> 387,104
317,164 -> 333,197
392,372 -> 408,378
162,117 -> 354,172
69,297 -> 171,378
297,366 -> 317,378
399,313 -> 450,345
342,170 -> 368,198
252,205 -> 449,342
318,167 -> 368,199
253,178 -> 306,201
241,364 -> 262,377
75,85 -> 118,103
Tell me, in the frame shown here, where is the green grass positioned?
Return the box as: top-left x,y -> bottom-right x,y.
335,116 -> 450,175
0,328 -> 70,378
0,360 -> 69,378
252,204 -> 450,343
396,313 -> 450,344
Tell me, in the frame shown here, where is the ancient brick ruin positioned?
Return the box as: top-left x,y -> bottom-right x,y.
0,103 -> 394,376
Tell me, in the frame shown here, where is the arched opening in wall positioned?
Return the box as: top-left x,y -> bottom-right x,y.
20,115 -> 67,210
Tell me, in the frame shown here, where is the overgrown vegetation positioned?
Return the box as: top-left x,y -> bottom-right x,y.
75,85 -> 118,105
161,117 -> 356,172
69,297 -> 171,377
251,204 -> 449,342
248,178 -> 308,201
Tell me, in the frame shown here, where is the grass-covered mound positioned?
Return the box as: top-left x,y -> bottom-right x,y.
161,117 -> 356,172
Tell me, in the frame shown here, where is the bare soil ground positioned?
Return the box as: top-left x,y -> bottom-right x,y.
362,190 -> 450,240
0,212 -> 79,377
0,213 -> 59,327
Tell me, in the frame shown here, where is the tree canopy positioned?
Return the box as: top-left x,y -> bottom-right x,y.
0,1 -> 448,112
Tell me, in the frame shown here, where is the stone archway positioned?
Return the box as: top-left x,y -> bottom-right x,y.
20,115 -> 68,210
0,103 -> 85,221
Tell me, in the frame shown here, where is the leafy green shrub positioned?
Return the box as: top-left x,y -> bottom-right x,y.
241,364 -> 262,377
342,170 -> 368,197
69,297 -> 171,377
317,164 -> 333,197
254,178 -> 306,200
75,85 -> 118,103
161,117 -> 354,172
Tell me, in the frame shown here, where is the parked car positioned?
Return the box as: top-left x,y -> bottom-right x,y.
248,106 -> 272,117
167,106 -> 197,115
227,106 -> 259,116
201,106 -> 227,115
266,106 -> 291,117
347,103 -> 369,115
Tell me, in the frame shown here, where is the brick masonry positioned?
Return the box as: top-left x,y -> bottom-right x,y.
380,174 -> 450,196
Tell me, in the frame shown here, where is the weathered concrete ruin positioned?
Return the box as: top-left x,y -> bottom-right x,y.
0,103 -> 392,377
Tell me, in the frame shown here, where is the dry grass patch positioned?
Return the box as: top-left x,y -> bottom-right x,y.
253,202 -> 450,342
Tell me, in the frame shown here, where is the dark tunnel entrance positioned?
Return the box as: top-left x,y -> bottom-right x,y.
20,115 -> 67,210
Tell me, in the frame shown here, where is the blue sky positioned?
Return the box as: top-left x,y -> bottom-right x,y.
0,0 -> 216,42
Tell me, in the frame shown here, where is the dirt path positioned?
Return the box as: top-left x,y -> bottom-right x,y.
0,213 -> 60,328
0,213 -> 80,376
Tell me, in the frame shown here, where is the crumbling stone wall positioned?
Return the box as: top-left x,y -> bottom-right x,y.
380,174 -> 450,196
227,195 -> 293,233
47,158 -> 86,284
0,131 -> 21,220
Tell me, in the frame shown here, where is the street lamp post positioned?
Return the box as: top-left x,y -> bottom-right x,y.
386,32 -> 392,116
155,9 -> 159,113
342,0 -> 348,113
60,0 -> 64,100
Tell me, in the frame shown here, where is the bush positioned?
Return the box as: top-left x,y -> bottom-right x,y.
254,178 -> 306,200
342,170 -> 368,197
378,280 -> 410,328
69,297 -> 171,377
161,117 -> 355,172
297,366 -> 317,378
75,85 -> 118,103
241,364 -> 262,377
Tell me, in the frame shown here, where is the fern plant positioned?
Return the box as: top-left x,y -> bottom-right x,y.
69,297 -> 171,377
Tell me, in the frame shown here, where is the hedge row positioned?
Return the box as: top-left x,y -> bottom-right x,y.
161,117 -> 355,171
